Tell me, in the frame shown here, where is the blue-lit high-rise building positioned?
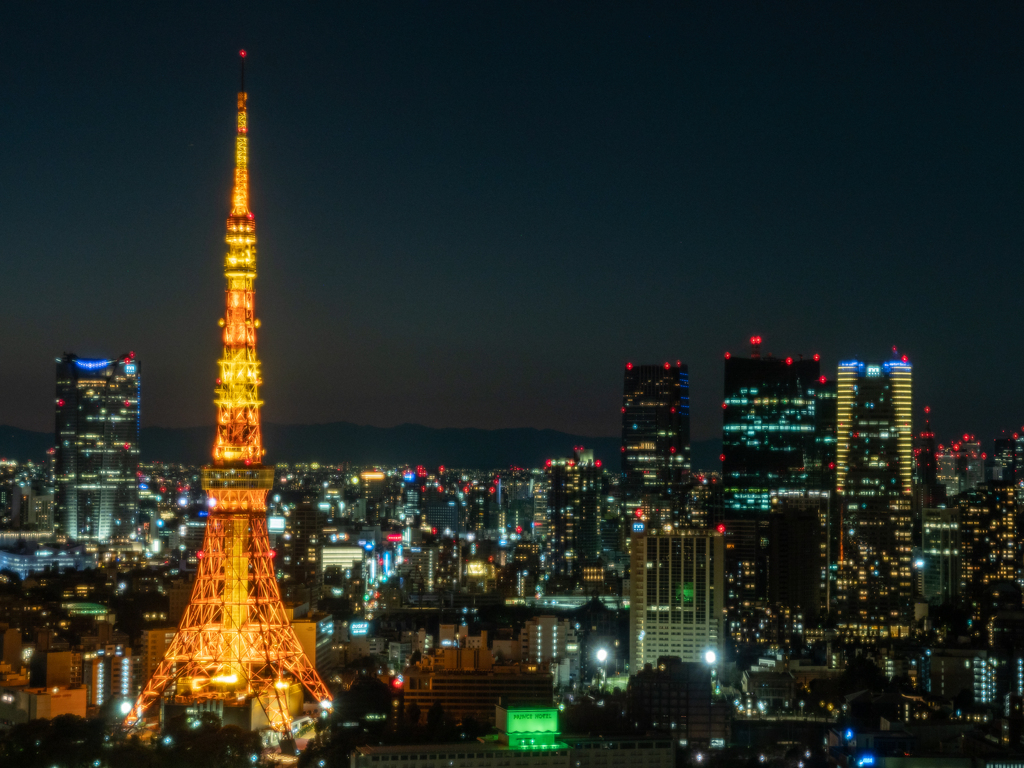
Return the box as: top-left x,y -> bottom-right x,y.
55,353 -> 140,542
621,362 -> 691,523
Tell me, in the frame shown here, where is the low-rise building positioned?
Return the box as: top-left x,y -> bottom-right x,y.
628,655 -> 729,745
741,668 -> 796,710
0,686 -> 87,725
350,704 -> 673,768
404,654 -> 554,725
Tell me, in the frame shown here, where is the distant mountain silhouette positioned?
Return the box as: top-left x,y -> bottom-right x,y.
0,422 -> 721,471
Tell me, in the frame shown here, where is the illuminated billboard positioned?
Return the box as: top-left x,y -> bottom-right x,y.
350,621 -> 369,636
495,705 -> 565,750
267,516 -> 286,532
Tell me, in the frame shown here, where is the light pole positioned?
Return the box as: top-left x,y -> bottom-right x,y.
596,648 -> 608,690
703,649 -> 718,693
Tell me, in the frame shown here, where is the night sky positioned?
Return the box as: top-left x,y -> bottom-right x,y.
1,3 -> 1021,446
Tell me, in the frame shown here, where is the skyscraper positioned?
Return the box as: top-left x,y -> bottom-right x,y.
55,353 -> 140,542
720,337 -> 824,609
126,53 -> 330,734
629,527 -> 724,668
621,362 -> 691,521
545,447 -> 602,579
913,407 -> 946,510
835,356 -> 913,500
958,483 -> 1018,602
279,501 -> 328,602
768,492 -> 830,620
992,436 -> 1023,485
920,507 -> 960,606
722,337 -> 821,514
835,353 -> 914,636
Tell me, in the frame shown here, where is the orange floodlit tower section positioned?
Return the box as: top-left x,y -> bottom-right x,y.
124,51 -> 331,734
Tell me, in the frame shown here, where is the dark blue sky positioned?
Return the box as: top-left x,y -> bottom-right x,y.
1,3 -> 1021,445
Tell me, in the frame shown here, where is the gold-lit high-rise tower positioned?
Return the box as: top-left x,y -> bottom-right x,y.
124,51 -> 331,733
834,352 -> 914,638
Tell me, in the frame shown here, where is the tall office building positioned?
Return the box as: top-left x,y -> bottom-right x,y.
958,484 -> 1018,602
920,508 -> 960,606
947,437 -> 985,495
767,492 -> 830,620
722,338 -> 821,515
279,501 -> 328,601
992,436 -> 1023,485
359,470 -> 387,524
545,448 -> 602,579
55,353 -> 140,542
463,483 -> 494,533
721,338 -> 824,609
913,408 -> 946,510
835,354 -> 914,636
835,355 -> 913,500
629,527 -> 724,668
811,378 -> 838,495
621,362 -> 690,520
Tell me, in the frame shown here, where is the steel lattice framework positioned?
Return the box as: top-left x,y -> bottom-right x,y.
124,51 -> 332,733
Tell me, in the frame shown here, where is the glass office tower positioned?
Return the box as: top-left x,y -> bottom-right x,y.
55,353 -> 140,541
621,362 -> 691,520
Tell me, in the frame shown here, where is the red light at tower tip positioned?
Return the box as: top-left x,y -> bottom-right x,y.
239,49 -> 246,58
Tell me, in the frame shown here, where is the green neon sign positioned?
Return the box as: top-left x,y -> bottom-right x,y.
506,708 -> 558,735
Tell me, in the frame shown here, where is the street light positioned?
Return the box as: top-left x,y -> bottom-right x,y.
596,648 -> 609,690
703,650 -> 717,665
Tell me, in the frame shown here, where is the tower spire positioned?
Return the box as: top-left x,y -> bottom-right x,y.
231,50 -> 250,220
218,48 -> 260,465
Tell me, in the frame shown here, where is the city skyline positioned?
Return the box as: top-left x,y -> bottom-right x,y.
1,3 -> 1022,445
4,6 -> 1024,765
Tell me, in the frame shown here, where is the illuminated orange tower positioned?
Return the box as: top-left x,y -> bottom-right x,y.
125,51 -> 331,733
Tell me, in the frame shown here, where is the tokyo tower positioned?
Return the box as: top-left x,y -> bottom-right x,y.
124,51 -> 332,733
